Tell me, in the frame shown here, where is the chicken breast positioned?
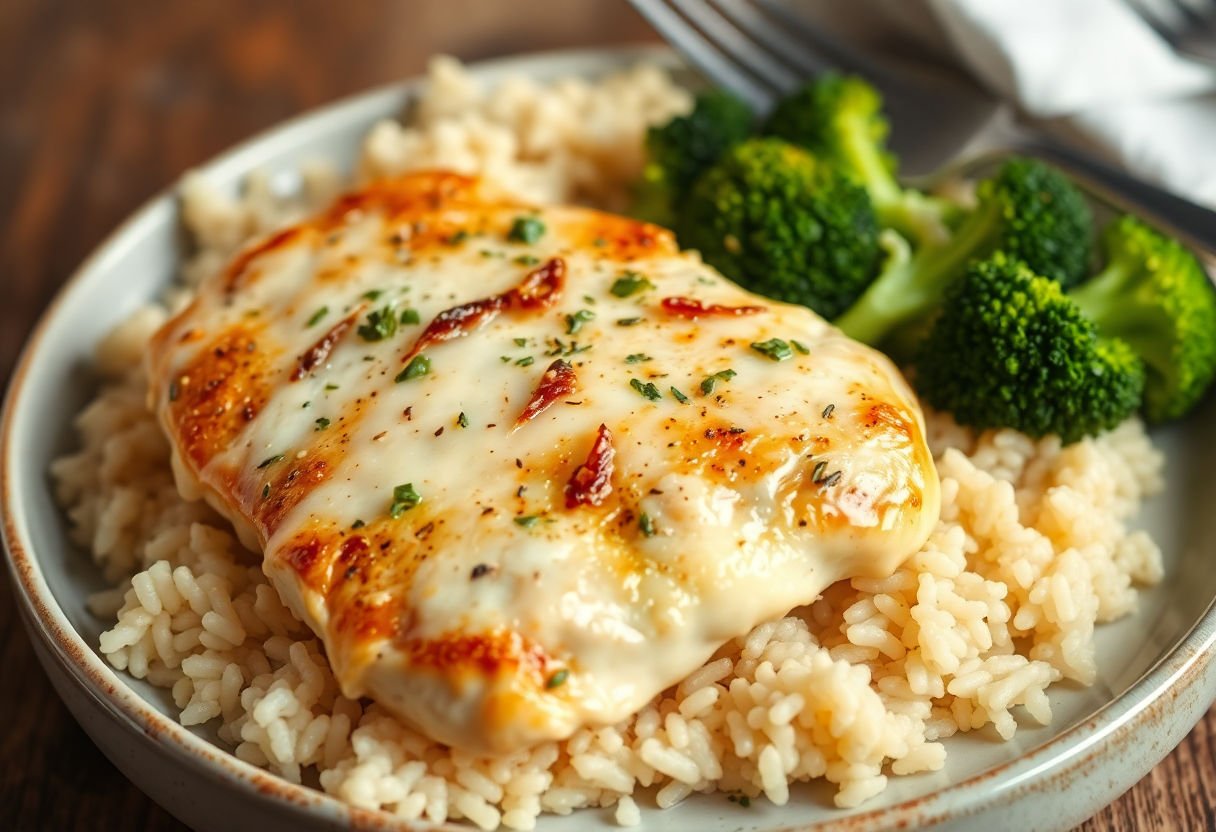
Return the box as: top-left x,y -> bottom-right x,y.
148,171 -> 940,753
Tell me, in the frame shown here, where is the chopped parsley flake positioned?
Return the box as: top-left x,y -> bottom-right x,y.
514,337 -> 528,347
256,454 -> 285,469
583,294 -> 597,305
670,386 -> 689,404
351,519 -> 365,529
639,513 -> 657,537
751,338 -> 793,361
514,515 -> 540,528
446,229 -> 469,245
791,339 -> 810,355
565,309 -> 595,334
609,271 -> 654,298
823,470 -> 843,487
515,254 -> 540,266
822,403 -> 836,419
515,356 -> 535,367
389,482 -> 422,518
457,411 -> 469,428
625,353 -> 652,364
700,369 -> 737,396
357,306 -> 398,342
546,669 -> 569,689
630,379 -> 662,401
261,483 -> 270,500
314,417 -> 331,431
395,355 -> 431,382
507,216 -> 545,244
305,306 -> 329,327
399,308 -> 421,325
616,317 -> 644,327
325,383 -> 339,391
362,289 -> 383,301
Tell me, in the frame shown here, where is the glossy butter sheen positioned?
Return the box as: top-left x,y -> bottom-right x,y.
147,171 -> 940,753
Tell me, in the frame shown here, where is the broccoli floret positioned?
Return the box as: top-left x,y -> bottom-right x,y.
834,156 -> 1094,346
763,74 -> 958,247
678,137 -> 882,319
915,254 -> 1144,443
633,90 -> 754,228
1069,215 -> 1216,422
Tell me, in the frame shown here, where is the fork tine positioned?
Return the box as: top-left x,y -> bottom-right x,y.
709,0 -> 838,82
1123,0 -> 1186,46
749,0 -> 908,86
667,0 -> 804,92
628,0 -> 778,108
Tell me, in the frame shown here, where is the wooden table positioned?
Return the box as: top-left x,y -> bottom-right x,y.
1,1 -> 1212,828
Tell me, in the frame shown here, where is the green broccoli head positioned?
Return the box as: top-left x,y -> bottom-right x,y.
763,73 -> 956,247
915,254 -> 1144,443
835,156 -> 1093,346
633,90 -> 754,228
678,137 -> 882,319
979,157 -> 1094,289
1069,215 -> 1216,422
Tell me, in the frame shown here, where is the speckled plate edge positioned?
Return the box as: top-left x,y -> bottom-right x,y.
2,45 -> 1215,832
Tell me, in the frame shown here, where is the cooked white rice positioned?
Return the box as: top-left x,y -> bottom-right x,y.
52,58 -> 1166,830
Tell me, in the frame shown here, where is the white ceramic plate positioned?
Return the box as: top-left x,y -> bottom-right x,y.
3,46 -> 1215,832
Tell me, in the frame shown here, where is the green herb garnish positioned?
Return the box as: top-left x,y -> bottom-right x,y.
630,379 -> 662,401
546,669 -> 569,689
357,306 -> 398,342
515,254 -> 540,266
508,216 -> 545,244
670,387 -> 689,404
399,308 -> 421,325
256,454 -> 285,469
389,483 -> 422,518
516,356 -> 535,367
305,307 -> 329,327
610,271 -> 654,298
457,411 -> 469,428
565,309 -> 595,335
700,369 -> 737,396
514,515 -> 540,528
616,317 -> 643,327
314,417 -> 331,431
639,513 -> 657,537
791,339 -> 810,355
625,353 -> 652,364
750,338 -> 793,361
395,355 -> 431,382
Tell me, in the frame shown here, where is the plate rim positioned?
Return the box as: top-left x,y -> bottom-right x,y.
2,43 -> 1215,832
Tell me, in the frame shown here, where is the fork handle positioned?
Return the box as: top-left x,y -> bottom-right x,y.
1018,136 -> 1216,259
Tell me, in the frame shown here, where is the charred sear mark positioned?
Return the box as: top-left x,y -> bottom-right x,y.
660,296 -> 765,319
293,310 -> 361,380
565,424 -> 615,508
515,359 -> 576,428
401,257 -> 566,364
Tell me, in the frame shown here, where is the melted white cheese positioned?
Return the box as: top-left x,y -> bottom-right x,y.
148,174 -> 940,753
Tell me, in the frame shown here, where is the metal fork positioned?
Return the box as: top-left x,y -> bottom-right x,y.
1124,0 -> 1216,65
628,0 -> 1216,257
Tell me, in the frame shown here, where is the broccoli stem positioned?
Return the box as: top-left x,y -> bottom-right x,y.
839,117 -> 954,248
1070,264 -> 1178,379
834,199 -> 1002,344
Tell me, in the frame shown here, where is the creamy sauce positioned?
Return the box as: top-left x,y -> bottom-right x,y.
148,172 -> 940,753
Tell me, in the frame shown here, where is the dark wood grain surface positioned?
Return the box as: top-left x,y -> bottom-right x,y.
1,2 -> 1213,830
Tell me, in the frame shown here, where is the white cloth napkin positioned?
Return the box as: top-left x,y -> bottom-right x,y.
923,0 -> 1216,208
